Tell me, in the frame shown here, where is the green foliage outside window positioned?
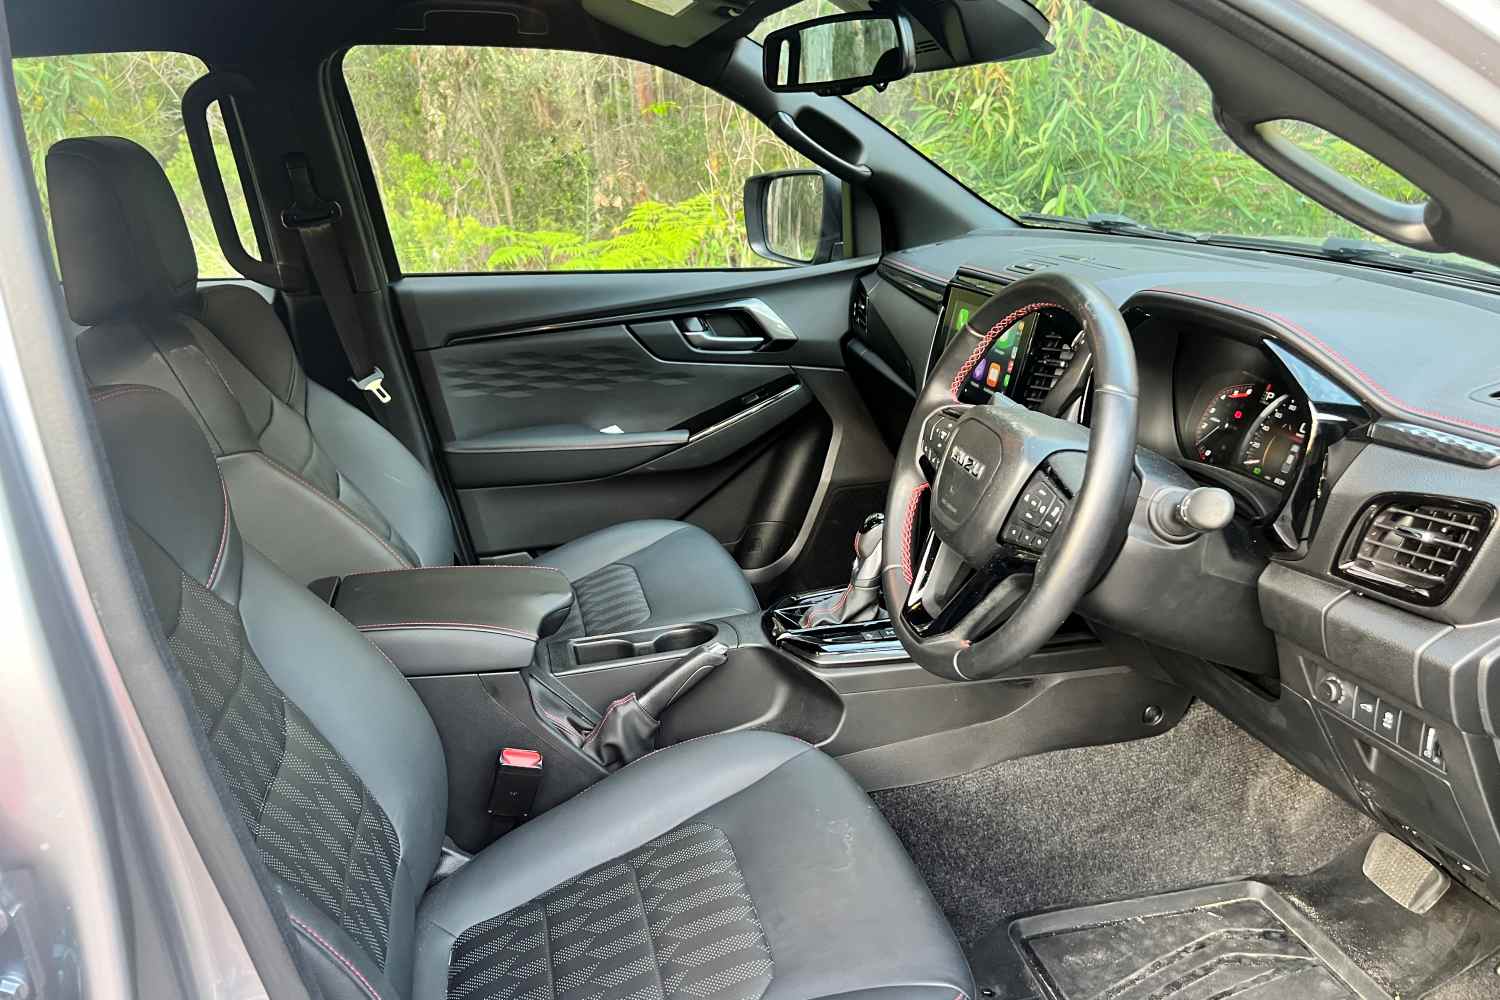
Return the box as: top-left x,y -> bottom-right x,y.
14,50 -> 256,277
14,1 -> 1482,279
342,46 -> 811,272
851,0 -> 1427,242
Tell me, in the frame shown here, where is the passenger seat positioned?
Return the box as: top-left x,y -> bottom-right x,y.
45,136 -> 759,635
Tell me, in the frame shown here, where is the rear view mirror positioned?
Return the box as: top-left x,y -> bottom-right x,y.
763,12 -> 916,96
744,169 -> 844,265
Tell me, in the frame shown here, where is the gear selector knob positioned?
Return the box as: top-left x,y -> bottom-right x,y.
801,513 -> 886,627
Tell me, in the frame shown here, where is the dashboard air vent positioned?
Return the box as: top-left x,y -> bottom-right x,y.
850,284 -> 869,338
1019,326 -> 1079,409
1336,495 -> 1493,605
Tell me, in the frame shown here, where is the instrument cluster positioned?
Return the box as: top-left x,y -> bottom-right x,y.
1186,378 -> 1309,490
1171,330 -> 1314,502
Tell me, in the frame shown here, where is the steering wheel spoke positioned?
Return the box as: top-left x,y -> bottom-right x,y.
881,272 -> 1140,682
904,529 -> 1033,640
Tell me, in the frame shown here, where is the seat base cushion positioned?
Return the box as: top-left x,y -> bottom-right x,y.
414,732 -> 973,1000
543,520 -> 758,635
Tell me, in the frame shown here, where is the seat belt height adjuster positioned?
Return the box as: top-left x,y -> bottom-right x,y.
352,367 -> 392,405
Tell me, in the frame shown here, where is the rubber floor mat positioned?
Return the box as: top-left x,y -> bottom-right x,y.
1008,881 -> 1390,1000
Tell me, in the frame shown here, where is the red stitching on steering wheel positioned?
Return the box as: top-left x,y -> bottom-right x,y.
950,301 -> 1064,400
902,482 -> 930,584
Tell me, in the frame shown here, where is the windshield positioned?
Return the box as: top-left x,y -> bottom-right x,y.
845,0 -> 1500,277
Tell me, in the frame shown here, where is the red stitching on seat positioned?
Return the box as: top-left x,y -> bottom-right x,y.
251,452 -> 413,568
1145,287 -> 1500,439
950,301 -> 1064,399
341,564 -> 566,578
356,621 -> 538,641
89,385 -> 170,404
901,482 -> 930,584
288,915 -> 384,1000
206,475 -> 231,588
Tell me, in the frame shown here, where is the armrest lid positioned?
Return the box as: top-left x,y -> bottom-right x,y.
333,566 -> 575,675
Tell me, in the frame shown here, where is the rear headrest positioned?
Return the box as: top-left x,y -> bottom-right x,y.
47,137 -> 198,326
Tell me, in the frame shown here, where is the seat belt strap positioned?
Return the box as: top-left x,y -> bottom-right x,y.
280,153 -> 391,405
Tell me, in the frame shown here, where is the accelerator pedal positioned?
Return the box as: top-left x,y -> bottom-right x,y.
1362,832 -> 1450,914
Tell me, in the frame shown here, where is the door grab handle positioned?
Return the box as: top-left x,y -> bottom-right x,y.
682,329 -> 765,352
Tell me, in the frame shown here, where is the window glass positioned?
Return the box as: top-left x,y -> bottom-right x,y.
846,0 -> 1495,274
342,46 -> 816,272
13,51 -> 256,278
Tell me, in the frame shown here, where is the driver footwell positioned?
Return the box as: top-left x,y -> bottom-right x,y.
872,702 -> 1500,998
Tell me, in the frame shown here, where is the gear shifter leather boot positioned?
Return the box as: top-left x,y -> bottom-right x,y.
802,514 -> 886,627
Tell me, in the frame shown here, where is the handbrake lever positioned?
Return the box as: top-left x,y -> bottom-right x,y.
581,641 -> 729,769
638,641 -> 728,717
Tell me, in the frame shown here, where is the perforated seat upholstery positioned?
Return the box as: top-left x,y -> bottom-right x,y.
89,385 -> 975,1000
47,136 -> 758,631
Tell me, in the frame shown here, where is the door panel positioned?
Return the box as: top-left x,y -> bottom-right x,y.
394,262 -> 889,590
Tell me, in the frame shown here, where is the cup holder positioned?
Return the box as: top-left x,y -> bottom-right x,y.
572,639 -> 636,665
652,624 -> 716,653
569,622 -> 718,667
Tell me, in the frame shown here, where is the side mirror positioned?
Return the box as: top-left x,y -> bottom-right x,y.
744,170 -> 844,265
763,12 -> 916,96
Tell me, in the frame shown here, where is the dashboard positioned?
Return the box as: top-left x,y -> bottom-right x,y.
860,235 -> 1500,912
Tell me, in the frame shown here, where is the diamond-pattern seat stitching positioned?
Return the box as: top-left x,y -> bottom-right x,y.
447,823 -> 771,1000
167,572 -> 403,968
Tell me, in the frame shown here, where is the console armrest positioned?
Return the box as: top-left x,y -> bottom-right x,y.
332,566 -> 574,676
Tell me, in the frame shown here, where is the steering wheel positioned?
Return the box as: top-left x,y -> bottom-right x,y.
881,272 -> 1139,681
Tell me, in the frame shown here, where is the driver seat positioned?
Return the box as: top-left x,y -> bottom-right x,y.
92,384 -> 974,1000
45,136 -> 759,635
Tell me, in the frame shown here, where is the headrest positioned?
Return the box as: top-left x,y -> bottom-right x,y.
91,385 -> 240,594
47,137 -> 198,326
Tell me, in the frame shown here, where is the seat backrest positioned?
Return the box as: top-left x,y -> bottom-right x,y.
47,137 -> 455,584
91,383 -> 446,1000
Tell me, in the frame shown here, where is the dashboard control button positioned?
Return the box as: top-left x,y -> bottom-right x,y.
1353,691 -> 1378,731
1002,523 -> 1025,546
1420,726 -> 1445,771
1374,700 -> 1400,741
1315,677 -> 1344,705
1396,713 -> 1423,756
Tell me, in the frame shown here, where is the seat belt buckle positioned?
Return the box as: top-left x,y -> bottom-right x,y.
487,747 -> 544,819
351,367 -> 392,404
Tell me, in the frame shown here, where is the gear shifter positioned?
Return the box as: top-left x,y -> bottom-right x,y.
801,513 -> 885,627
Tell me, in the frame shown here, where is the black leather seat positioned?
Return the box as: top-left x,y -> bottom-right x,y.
46,136 -> 759,635
90,384 -> 974,1000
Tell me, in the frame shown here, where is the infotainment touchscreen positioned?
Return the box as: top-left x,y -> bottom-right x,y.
939,286 -> 989,353
930,276 -> 1036,403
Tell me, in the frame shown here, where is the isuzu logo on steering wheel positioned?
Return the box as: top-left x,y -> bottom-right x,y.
949,444 -> 988,479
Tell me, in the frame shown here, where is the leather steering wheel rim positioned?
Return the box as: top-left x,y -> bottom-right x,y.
881,271 -> 1138,681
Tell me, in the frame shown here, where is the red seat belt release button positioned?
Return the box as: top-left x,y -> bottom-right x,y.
489,747 -> 544,818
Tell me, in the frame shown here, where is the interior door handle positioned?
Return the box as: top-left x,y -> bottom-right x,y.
681,329 -> 765,352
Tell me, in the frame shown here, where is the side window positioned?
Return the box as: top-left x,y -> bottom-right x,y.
343,46 -> 822,273
13,51 -> 257,279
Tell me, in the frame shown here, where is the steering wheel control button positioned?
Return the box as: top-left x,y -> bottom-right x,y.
1040,499 -> 1065,533
924,415 -> 958,463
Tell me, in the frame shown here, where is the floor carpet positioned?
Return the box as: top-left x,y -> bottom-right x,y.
872,701 -> 1377,949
